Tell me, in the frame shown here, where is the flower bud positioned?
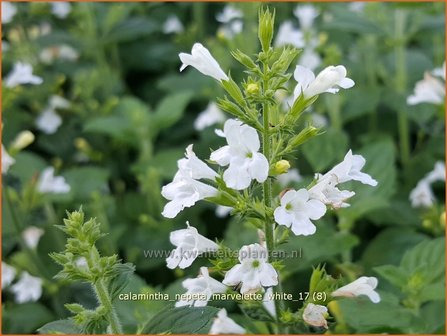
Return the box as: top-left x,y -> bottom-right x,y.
258,7 -> 275,52
246,83 -> 260,95
288,126 -> 320,150
11,130 -> 34,151
272,160 -> 290,175
440,212 -> 445,228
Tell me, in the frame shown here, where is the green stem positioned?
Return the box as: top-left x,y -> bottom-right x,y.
395,9 -> 410,166
262,77 -> 287,334
94,279 -> 123,334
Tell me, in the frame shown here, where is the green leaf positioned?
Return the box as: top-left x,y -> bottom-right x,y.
142,305 -> 220,334
84,116 -> 132,140
38,319 -> 81,334
301,128 -> 349,172
153,91 -> 193,132
374,265 -> 408,288
109,263 -> 136,300
8,151 -> 46,184
4,303 -> 54,334
102,18 -> 158,44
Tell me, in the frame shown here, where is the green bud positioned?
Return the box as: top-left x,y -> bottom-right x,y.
246,83 -> 260,95
217,98 -> 245,120
258,7 -> 275,52
271,46 -> 300,74
65,303 -> 85,314
231,49 -> 258,70
271,160 -> 290,175
288,126 -> 320,150
221,77 -> 245,106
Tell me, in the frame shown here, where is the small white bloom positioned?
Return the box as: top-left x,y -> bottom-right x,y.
426,161 -> 446,183
176,267 -> 227,307
223,243 -> 278,294
179,43 -> 229,82
210,119 -> 269,190
217,20 -> 243,39
294,5 -> 319,30
302,303 -> 328,329
274,189 -> 326,236
4,62 -> 43,88
36,108 -> 62,134
216,205 -> 232,218
310,113 -> 328,128
294,65 -> 355,100
49,95 -> 71,110
299,48 -> 321,71
2,262 -> 16,289
216,5 -> 243,23
37,167 -> 71,194
2,145 -> 15,174
10,272 -> 43,303
348,2 -> 366,13
309,174 -> 355,209
51,2 -> 71,19
210,309 -> 245,334
321,149 -> 378,186
332,276 -> 381,303
277,168 -> 302,187
22,226 -> 44,249
407,72 -> 445,105
162,145 -> 218,218
432,62 -> 445,81
166,223 -> 219,269
194,102 -> 226,131
274,21 -> 305,48
2,2 -> 17,24
163,15 -> 184,34
40,44 -> 79,64
409,180 -> 435,208
263,287 -> 276,318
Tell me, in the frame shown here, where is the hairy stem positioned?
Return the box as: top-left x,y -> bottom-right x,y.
262,77 -> 287,333
94,279 -> 123,334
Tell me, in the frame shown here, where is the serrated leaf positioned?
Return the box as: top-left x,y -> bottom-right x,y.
38,319 -> 81,334
142,305 -> 220,334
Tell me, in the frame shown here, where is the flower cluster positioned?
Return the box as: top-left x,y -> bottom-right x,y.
160,9 -> 380,333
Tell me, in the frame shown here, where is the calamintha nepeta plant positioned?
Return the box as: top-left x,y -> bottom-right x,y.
161,8 -> 380,333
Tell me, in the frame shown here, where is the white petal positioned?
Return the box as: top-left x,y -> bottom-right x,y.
247,153 -> 269,183
223,264 -> 243,286
259,263 -> 278,287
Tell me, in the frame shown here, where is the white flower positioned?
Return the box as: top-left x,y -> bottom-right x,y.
274,189 -> 326,236
2,262 -> 16,289
216,205 -> 232,218
217,20 -> 243,39
210,309 -> 245,334
298,48 -> 321,71
51,2 -> 71,19
37,167 -> 71,194
4,62 -> 43,88
348,2 -> 366,13
2,2 -> 17,24
407,72 -> 445,105
320,150 -> 378,186
10,272 -> 43,303
166,223 -> 219,269
179,43 -> 229,82
277,168 -> 302,187
223,243 -> 278,294
426,161 -> 446,183
210,119 -> 269,190
263,288 -> 276,318
294,65 -> 355,100
39,44 -> 79,64
274,21 -> 305,48
2,145 -> 15,174
176,267 -> 227,307
332,276 -> 381,303
308,150 -> 377,208
194,102 -> 226,131
302,303 -> 328,329
162,145 -> 218,218
36,108 -> 62,134
432,62 -> 445,80
22,226 -> 44,249
409,180 -> 435,208
294,5 -> 319,30
163,15 -> 184,34
310,113 -> 328,128
216,5 -> 243,23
